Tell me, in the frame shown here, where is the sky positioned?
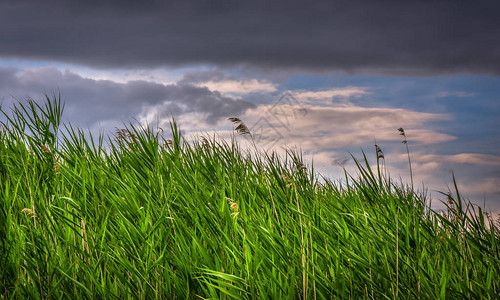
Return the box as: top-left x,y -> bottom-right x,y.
1,0 -> 499,215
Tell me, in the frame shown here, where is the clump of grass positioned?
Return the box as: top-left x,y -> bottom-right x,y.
0,95 -> 499,299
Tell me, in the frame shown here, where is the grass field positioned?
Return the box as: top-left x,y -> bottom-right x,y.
1,95 -> 499,299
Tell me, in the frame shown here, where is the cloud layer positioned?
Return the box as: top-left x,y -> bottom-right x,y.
180,70 -> 277,95
1,0 -> 499,75
0,67 -> 255,130
240,103 -> 454,153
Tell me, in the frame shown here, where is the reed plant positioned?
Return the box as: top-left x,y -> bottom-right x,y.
0,95 -> 499,299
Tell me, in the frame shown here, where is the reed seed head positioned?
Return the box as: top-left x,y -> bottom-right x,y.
235,124 -> 250,135
54,160 -> 61,174
21,208 -> 37,218
115,128 -> 139,144
41,144 -> 51,153
228,117 -> 251,135
201,136 -> 210,149
375,144 -> 384,159
225,197 -> 240,218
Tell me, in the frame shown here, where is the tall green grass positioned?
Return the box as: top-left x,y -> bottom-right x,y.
1,95 -> 499,299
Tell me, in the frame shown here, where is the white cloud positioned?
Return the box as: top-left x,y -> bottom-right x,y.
295,87 -> 369,99
293,87 -> 369,106
241,104 -> 453,151
73,68 -> 181,85
409,153 -> 500,166
197,79 -> 277,94
457,177 -> 500,196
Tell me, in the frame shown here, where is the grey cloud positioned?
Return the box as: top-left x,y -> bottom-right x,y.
180,70 -> 227,84
0,66 -> 255,129
149,83 -> 256,121
1,0 -> 499,75
0,67 -> 18,90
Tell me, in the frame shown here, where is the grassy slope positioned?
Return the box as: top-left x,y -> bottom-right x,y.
1,95 -> 499,299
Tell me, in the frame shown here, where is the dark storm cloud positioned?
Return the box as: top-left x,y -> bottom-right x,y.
0,67 -> 255,128
1,0 -> 499,75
